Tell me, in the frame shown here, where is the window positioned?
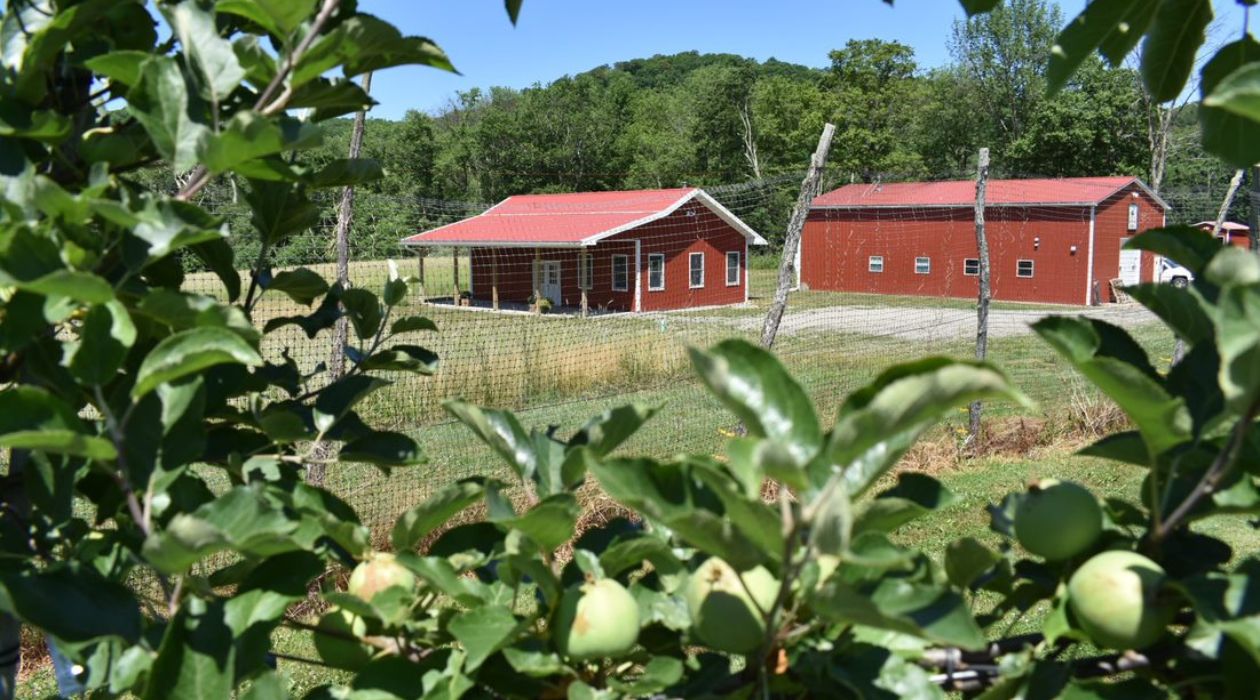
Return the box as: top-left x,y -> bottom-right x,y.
868,256 -> 884,273
611,255 -> 629,291
648,254 -> 664,291
726,251 -> 741,286
964,258 -> 980,276
915,257 -> 931,275
689,252 -> 705,288
1016,259 -> 1035,278
578,252 -> 592,290
1127,203 -> 1139,231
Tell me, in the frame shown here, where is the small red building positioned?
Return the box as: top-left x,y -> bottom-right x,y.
1193,221 -> 1252,250
401,188 -> 766,312
800,177 -> 1170,305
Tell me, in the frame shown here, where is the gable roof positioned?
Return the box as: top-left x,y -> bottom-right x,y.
401,188 -> 768,248
1193,221 -> 1249,232
812,176 -> 1170,211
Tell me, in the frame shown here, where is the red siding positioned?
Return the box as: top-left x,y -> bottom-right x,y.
467,201 -> 749,312
800,182 -> 1168,306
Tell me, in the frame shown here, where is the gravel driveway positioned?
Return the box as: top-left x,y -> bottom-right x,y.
666,303 -> 1156,343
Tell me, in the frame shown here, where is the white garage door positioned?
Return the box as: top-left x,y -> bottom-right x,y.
1118,238 -> 1141,286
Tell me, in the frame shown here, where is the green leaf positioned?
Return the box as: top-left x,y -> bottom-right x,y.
588,457 -> 766,570
495,494 -> 579,550
189,239 -> 241,301
957,0 -> 1001,16
340,288 -> 384,339
391,478 -> 487,551
813,578 -> 986,650
313,375 -> 389,434
945,538 -> 1001,589
1078,431 -> 1150,465
390,315 -> 437,334
143,598 -> 233,700
0,430 -> 116,460
569,404 -> 656,458
394,553 -> 487,606
0,565 -> 141,643
217,0 -> 316,37
505,0 -> 523,24
133,327 -> 263,399
265,267 -> 328,305
19,270 -> 113,304
339,431 -> 425,467
1048,0 -> 1145,94
0,386 -> 115,459
311,158 -> 384,188
1214,282 -> 1260,412
246,180 -> 319,246
162,0 -> 245,103
66,300 -> 136,385
1125,226 -> 1224,279
608,656 -> 684,696
131,197 -> 227,259
1124,283 -> 1214,345
293,15 -> 456,87
1199,38 -> 1260,168
199,111 -> 320,174
1099,3 -> 1157,65
444,401 -> 537,483
1140,0 -> 1212,102
1033,317 -> 1191,457
1203,60 -> 1260,122
129,55 -> 211,173
142,486 -> 301,574
84,50 -> 150,87
0,102 -> 69,143
360,344 -> 439,374
690,339 -> 821,467
829,358 -> 1026,495
287,78 -> 376,120
448,605 -> 520,671
856,473 -> 956,536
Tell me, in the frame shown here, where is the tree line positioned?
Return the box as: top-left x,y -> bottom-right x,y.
162,0 -> 1248,265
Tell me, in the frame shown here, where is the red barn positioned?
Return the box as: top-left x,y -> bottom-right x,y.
800,176 -> 1170,305
1193,221 -> 1252,250
401,188 -> 766,313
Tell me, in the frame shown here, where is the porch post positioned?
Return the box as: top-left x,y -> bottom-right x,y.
452,247 -> 460,302
633,240 -> 642,312
416,249 -> 427,301
580,252 -> 589,318
533,247 -> 542,313
491,249 -> 500,311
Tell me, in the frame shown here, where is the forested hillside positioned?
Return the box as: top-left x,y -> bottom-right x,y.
147,0 -> 1247,265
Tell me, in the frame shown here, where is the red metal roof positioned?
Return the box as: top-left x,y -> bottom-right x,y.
1194,221 -> 1249,232
813,176 -> 1169,210
401,188 -> 766,247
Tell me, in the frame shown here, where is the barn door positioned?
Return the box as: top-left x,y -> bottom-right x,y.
1118,238 -> 1141,286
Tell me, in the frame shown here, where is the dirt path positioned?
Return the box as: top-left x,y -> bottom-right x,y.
666,303 -> 1156,342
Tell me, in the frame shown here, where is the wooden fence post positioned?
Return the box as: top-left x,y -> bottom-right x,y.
968,147 -> 991,447
312,71 -> 371,486
760,122 -> 836,350
491,249 -> 500,311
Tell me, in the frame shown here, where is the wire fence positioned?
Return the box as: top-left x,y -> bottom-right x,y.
172,170 -> 1224,542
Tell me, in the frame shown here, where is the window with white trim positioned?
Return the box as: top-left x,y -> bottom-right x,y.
726,251 -> 740,286
1016,259 -> 1035,278
868,256 -> 884,273
647,254 -> 664,291
578,252 -> 592,290
689,252 -> 705,288
611,255 -> 629,291
915,256 -> 931,275
964,258 -> 980,276
1127,203 -> 1139,231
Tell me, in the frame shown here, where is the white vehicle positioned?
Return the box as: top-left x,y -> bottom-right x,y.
1157,258 -> 1192,288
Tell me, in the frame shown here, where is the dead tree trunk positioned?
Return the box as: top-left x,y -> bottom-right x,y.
739,99 -> 762,180
311,72 -> 372,486
760,123 -> 836,350
1212,169 -> 1246,239
968,148 -> 991,446
1249,167 -> 1260,253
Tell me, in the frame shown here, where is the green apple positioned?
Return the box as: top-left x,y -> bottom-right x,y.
552,579 -> 640,660
685,557 -> 779,655
1015,479 -> 1102,561
1068,550 -> 1177,649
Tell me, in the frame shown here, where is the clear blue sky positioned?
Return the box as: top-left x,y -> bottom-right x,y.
363,0 -> 1251,120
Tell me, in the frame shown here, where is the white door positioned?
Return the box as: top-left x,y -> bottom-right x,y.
540,261 -> 562,304
1118,238 -> 1141,286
